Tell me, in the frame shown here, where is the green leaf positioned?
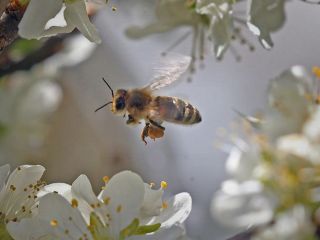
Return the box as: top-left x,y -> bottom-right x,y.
134,223 -> 161,235
0,223 -> 13,240
119,218 -> 139,240
89,212 -> 110,240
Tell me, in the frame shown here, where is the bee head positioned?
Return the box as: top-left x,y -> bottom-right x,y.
112,89 -> 127,114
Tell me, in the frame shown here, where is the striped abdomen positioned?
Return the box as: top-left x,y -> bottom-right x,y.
152,96 -> 201,124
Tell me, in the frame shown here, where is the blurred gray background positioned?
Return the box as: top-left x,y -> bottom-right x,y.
36,1 -> 320,239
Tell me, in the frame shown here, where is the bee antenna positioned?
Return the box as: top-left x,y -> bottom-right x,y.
95,101 -> 113,112
102,77 -> 114,98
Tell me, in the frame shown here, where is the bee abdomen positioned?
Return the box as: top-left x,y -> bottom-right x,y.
181,102 -> 201,124
155,97 -> 201,124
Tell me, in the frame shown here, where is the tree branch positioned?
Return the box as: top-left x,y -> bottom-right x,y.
0,3 -> 25,53
0,36 -> 68,78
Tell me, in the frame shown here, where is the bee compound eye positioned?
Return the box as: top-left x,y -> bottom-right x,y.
116,98 -> 125,110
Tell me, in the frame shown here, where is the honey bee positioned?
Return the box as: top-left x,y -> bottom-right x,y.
95,54 -> 202,144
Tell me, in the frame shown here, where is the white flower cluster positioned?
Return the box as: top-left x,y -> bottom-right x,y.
126,0 -> 285,61
18,0 -> 107,43
211,66 -> 320,239
0,164 -> 191,240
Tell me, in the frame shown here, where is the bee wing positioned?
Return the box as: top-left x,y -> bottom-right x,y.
143,53 -> 191,92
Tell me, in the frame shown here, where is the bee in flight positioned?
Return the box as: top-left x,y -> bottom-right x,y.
95,54 -> 202,144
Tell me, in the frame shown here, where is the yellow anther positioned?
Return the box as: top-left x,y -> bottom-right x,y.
160,181 -> 168,189
162,201 -> 168,209
71,199 -> 78,208
103,176 -> 110,183
112,6 -> 117,11
50,219 -> 58,227
313,66 -> 320,78
116,205 -> 122,213
10,185 -> 16,191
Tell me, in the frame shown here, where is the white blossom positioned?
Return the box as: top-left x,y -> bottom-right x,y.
18,0 -> 106,43
211,180 -> 275,228
125,0 -> 235,60
252,206 -> 315,240
262,66 -> 314,141
212,65 -> 320,238
0,164 -> 46,239
8,171 -> 192,240
247,0 -> 286,49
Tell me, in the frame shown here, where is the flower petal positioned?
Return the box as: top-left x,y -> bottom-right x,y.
64,0 -> 101,43
6,165 -> 45,192
18,0 -> 64,39
210,12 -> 232,59
71,174 -> 101,223
226,146 -> 259,182
38,183 -> 71,199
0,165 -> 45,220
303,106 -> 320,142
98,171 -> 145,236
0,164 -> 10,190
263,66 -> 313,140
126,0 -> 196,39
247,0 -> 286,49
140,183 -> 163,218
8,193 -> 92,240
145,192 -> 192,229
211,180 -> 274,228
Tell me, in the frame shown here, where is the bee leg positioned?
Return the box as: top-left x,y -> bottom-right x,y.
149,119 -> 165,130
126,114 -> 138,125
141,123 -> 150,145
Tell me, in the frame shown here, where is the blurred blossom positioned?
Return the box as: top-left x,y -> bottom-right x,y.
212,65 -> 320,239
195,0 -> 233,59
125,0 -> 291,67
44,34 -> 97,74
247,0 -> 286,49
262,66 -> 314,141
276,105 -> 320,165
252,205 -> 314,240
125,0 -> 253,68
0,164 -> 46,239
8,171 -> 192,240
0,75 -> 62,166
18,0 -> 106,43
212,180 -> 275,228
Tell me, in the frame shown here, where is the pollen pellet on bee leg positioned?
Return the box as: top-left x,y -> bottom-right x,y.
148,125 -> 164,140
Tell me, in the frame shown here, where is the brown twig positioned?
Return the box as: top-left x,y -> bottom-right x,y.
0,1 -> 25,53
0,36 -> 68,78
